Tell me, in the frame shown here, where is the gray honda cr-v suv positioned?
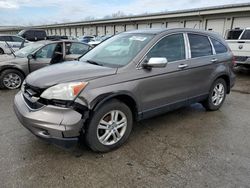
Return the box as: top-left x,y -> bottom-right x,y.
14,28 -> 235,152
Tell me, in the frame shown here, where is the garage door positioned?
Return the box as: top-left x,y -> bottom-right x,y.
65,28 -> 70,36
138,23 -> 150,29
84,27 -> 91,35
61,28 -> 66,36
126,24 -> 136,31
167,22 -> 180,28
76,27 -> 82,37
206,19 -> 225,35
97,26 -> 105,36
151,22 -> 166,28
115,25 -> 125,34
52,29 -> 56,35
89,26 -> 96,35
185,20 -> 201,29
106,26 -> 114,35
233,17 -> 250,29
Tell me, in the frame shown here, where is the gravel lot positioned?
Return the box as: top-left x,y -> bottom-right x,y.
0,70 -> 250,188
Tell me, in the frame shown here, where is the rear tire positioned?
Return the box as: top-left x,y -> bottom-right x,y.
202,78 -> 227,111
85,99 -> 133,152
0,69 -> 24,89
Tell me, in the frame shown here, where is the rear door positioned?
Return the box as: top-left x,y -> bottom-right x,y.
137,33 -> 193,117
64,42 -> 91,61
186,33 -> 218,97
29,43 -> 57,72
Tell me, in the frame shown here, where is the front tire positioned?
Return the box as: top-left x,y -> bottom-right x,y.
0,69 -> 24,89
85,100 -> 133,152
202,78 -> 227,111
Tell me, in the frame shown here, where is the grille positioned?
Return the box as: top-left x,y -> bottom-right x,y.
235,56 -> 249,62
23,84 -> 44,97
23,94 -> 44,110
22,83 -> 45,110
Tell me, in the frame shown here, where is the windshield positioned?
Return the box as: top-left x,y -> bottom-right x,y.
15,43 -> 43,58
80,33 -> 154,68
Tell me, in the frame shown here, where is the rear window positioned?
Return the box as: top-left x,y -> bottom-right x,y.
188,34 -> 212,58
226,30 -> 243,40
0,36 -> 12,42
241,30 -> 250,40
210,38 -> 228,54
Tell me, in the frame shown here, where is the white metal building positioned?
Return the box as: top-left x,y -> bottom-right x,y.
1,3 -> 250,38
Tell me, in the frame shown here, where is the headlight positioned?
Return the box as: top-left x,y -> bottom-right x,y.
41,82 -> 88,101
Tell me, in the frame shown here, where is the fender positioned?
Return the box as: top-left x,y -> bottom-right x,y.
90,91 -> 140,118
0,64 -> 27,76
211,72 -> 231,93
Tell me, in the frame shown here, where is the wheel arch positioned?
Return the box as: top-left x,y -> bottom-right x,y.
213,74 -> 231,94
0,66 -> 26,78
90,92 -> 140,121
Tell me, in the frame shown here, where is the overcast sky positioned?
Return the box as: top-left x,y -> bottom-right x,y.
0,0 -> 249,26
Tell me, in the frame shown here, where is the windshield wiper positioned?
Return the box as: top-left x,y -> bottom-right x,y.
86,60 -> 103,66
5,41 -> 16,58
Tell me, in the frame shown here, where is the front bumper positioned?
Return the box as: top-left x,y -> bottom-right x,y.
14,91 -> 85,148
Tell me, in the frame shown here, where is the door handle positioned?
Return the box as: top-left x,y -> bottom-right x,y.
211,58 -> 218,63
178,64 -> 188,69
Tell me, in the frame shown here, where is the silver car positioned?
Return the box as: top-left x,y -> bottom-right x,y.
0,40 -> 92,89
14,28 -> 235,152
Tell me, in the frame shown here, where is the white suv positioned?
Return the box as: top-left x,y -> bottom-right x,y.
0,34 -> 30,55
226,28 -> 250,68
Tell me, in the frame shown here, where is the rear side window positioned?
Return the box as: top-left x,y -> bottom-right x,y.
147,33 -> 186,62
188,34 -> 212,58
210,38 -> 227,54
241,30 -> 250,40
0,36 -> 12,42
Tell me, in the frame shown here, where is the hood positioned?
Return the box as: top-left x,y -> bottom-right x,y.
0,55 -> 27,66
26,61 -> 117,89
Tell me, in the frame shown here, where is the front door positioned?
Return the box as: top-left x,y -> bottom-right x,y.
136,33 -> 193,117
29,43 -> 57,72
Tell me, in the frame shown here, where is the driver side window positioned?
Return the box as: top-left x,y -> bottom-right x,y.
36,43 -> 57,58
147,33 -> 186,62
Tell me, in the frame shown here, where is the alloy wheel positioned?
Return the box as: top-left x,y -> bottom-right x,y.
3,73 -> 22,89
97,110 -> 127,146
212,83 -> 225,106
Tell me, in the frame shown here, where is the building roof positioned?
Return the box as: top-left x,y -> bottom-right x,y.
1,2 -> 250,31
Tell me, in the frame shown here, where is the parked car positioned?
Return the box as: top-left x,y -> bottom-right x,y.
77,35 -> 95,43
18,29 -> 47,41
0,34 -> 30,54
14,28 -> 235,152
226,28 -> 250,68
0,40 -> 92,89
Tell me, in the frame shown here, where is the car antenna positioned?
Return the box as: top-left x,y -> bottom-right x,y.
193,24 -> 197,29
5,41 -> 16,57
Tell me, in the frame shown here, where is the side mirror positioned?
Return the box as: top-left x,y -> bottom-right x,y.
27,54 -> 35,60
143,57 -> 168,68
